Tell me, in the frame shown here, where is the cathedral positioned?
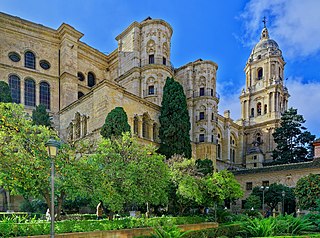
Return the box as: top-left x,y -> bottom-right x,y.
2,12 -> 320,212
0,12 -> 290,170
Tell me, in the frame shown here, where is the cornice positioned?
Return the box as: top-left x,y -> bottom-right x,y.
176,59 -> 218,71
115,21 -> 140,41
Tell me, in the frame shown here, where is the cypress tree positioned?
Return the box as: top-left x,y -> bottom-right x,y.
32,104 -> 52,127
0,81 -> 12,103
158,77 -> 192,159
100,107 -> 131,139
272,107 -> 315,163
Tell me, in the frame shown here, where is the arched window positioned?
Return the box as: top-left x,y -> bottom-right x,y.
24,78 -> 36,107
25,51 -> 36,69
257,102 -> 262,116
9,75 -> 21,103
87,72 -> 95,87
78,72 -> 85,81
133,116 -> 139,135
39,82 -> 50,109
78,91 -> 84,99
256,133 -> 262,144
153,123 -> 157,141
257,67 -> 263,80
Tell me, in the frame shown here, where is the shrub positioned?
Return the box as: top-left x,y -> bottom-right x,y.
151,224 -> 191,238
275,214 -> 315,235
241,217 -> 277,237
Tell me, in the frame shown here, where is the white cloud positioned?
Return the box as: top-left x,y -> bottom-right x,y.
217,81 -> 242,121
287,78 -> 320,138
240,0 -> 320,59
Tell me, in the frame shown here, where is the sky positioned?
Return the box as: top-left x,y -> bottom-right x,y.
1,0 -> 320,137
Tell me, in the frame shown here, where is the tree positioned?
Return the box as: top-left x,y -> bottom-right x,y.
251,183 -> 295,211
32,104 -> 51,127
272,108 -> 315,164
88,133 -> 170,212
158,77 -> 191,159
244,195 -> 261,210
100,107 -> 131,139
167,156 -> 242,214
295,174 -> 320,210
0,103 -> 82,219
0,81 -> 12,103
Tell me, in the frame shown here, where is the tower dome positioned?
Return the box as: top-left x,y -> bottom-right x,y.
248,27 -> 282,63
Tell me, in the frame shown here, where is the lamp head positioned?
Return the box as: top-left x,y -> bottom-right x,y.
45,138 -> 61,157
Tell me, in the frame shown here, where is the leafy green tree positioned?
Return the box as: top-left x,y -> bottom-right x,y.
32,104 -> 51,127
0,81 -> 12,103
244,194 -> 261,210
295,174 -> 320,210
196,159 -> 213,176
272,108 -> 315,164
100,107 -> 131,139
0,103 -> 82,219
167,156 -> 242,214
88,133 -> 170,212
158,77 -> 191,159
251,183 -> 295,211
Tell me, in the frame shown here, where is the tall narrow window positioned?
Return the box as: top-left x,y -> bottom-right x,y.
24,78 -> 36,107
199,134 -> 205,142
163,57 -> 166,65
217,144 -> 221,158
199,87 -> 205,96
88,72 -> 95,87
149,54 -> 154,64
25,51 -> 36,69
251,108 -> 254,117
199,111 -> 205,120
257,102 -> 262,116
257,67 -> 263,80
148,85 -> 155,95
9,75 -> 21,103
264,104 -> 267,114
39,82 -> 50,109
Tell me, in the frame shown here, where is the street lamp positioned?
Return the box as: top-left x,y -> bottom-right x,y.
282,191 -> 286,215
45,138 -> 60,238
259,186 -> 269,212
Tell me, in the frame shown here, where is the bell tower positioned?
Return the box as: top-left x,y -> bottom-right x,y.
240,20 -> 290,167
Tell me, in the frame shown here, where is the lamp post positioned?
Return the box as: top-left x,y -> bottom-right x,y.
45,138 -> 60,238
259,186 -> 269,212
282,191 -> 286,215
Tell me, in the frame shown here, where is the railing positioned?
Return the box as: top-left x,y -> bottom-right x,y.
192,89 -> 220,99
143,88 -> 158,97
140,57 -> 175,71
195,115 -> 207,122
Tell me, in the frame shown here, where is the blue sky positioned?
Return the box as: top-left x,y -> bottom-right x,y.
1,0 -> 320,137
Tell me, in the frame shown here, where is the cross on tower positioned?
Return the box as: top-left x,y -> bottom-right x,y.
262,16 -> 267,28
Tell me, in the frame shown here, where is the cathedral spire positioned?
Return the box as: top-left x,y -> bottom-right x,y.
260,17 -> 269,40
262,16 -> 267,28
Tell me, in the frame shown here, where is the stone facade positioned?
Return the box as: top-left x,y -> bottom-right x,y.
0,12 -> 319,211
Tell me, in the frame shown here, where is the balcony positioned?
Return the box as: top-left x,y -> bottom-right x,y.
140,57 -> 174,71
143,88 -> 158,97
192,89 -> 220,99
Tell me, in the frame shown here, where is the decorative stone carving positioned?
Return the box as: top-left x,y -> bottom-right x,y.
147,39 -> 156,53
